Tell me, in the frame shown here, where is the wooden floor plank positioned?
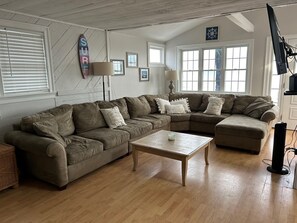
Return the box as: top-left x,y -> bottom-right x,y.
0,130 -> 296,223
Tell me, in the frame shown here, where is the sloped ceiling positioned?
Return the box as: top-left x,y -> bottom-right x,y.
0,0 -> 296,31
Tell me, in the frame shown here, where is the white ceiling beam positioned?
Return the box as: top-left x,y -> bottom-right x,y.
227,12 -> 254,33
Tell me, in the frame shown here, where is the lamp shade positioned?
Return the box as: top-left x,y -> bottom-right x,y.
165,70 -> 178,81
92,62 -> 114,76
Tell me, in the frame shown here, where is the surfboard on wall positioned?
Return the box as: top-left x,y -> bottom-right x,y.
78,34 -> 89,79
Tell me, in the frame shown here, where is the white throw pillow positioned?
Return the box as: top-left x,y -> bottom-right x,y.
100,106 -> 126,129
204,97 -> 225,115
155,98 -> 170,114
170,98 -> 191,112
165,104 -> 186,114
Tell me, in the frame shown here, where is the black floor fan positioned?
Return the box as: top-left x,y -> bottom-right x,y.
267,122 -> 288,175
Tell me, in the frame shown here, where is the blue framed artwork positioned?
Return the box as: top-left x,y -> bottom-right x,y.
206,26 -> 219,41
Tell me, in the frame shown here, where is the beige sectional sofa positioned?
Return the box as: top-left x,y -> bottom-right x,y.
4,93 -> 278,189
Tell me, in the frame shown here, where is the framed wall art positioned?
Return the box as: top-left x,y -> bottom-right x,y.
139,68 -> 149,82
126,52 -> 138,68
206,26 -> 219,41
111,59 -> 125,76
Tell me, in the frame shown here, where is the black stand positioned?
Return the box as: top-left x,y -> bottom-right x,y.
267,122 -> 288,175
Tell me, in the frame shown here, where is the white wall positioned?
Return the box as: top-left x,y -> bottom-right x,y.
166,4 -> 297,96
109,32 -> 165,99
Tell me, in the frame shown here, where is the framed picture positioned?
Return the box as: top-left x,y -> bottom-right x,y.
139,68 -> 149,82
126,52 -> 138,68
111,59 -> 125,76
206,26 -> 219,41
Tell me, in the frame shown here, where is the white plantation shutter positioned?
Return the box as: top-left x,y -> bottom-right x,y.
0,27 -> 49,95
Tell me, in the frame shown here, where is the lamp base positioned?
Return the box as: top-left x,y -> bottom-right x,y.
169,81 -> 175,94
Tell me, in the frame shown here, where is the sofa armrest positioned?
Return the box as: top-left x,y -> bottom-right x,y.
4,130 -> 65,158
260,105 -> 279,123
4,131 -> 68,187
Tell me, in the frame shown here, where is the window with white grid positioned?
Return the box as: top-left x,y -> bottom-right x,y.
202,48 -> 222,91
225,46 -> 248,92
0,26 -> 51,96
181,50 -> 199,91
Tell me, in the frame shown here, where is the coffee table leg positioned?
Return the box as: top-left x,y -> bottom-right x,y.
132,147 -> 138,171
205,143 -> 209,165
182,158 -> 188,186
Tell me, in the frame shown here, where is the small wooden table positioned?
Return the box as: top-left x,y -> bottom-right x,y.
131,130 -> 212,186
0,143 -> 19,191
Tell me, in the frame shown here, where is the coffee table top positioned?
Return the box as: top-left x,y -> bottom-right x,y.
131,130 -> 213,156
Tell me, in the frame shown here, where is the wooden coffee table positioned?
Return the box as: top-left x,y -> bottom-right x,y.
131,130 -> 212,186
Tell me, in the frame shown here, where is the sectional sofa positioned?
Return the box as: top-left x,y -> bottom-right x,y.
4,93 -> 278,189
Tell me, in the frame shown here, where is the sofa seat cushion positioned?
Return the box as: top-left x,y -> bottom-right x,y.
116,119 -> 153,139
215,114 -> 268,139
168,113 -> 191,122
65,135 -> 104,165
190,112 -> 230,124
134,114 -> 171,129
78,128 -> 130,150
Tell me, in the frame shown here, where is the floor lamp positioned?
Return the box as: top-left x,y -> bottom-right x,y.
165,70 -> 178,94
92,62 -> 113,101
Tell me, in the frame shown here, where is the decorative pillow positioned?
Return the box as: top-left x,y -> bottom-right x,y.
33,119 -> 67,147
204,97 -> 225,115
97,98 -> 130,120
155,98 -> 170,114
125,96 -> 151,118
243,98 -> 274,119
170,98 -> 191,112
165,104 -> 186,114
100,106 -> 127,129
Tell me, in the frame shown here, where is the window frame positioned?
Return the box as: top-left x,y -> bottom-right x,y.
148,42 -> 165,67
176,39 -> 253,94
0,19 -> 54,104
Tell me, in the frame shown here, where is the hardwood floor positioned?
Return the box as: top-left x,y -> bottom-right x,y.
0,130 -> 296,223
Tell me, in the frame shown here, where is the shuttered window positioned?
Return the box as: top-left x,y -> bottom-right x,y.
0,27 -> 50,95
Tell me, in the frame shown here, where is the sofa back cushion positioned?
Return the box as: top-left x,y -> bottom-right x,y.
243,98 -> 274,119
125,96 -> 151,118
232,95 -> 271,114
199,94 -> 235,113
20,112 -> 54,133
72,102 -> 106,133
169,93 -> 203,111
144,94 -> 169,113
96,98 -> 130,119
46,104 -> 75,137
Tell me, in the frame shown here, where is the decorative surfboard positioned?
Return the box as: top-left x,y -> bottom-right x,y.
78,34 -> 89,79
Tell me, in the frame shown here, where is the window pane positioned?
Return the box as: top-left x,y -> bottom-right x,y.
239,70 -> 246,81
183,51 -> 188,60
193,72 -> 198,81
240,59 -> 247,69
232,70 -> 239,81
233,59 -> 240,69
238,82 -> 245,92
204,50 -> 209,59
232,82 -> 238,92
203,82 -> 208,91
227,48 -> 233,59
225,71 -> 232,81
203,60 -> 209,70
183,61 -> 188,70
272,75 -> 280,89
226,59 -> 233,69
240,47 -> 247,58
194,51 -> 199,60
210,49 -> 215,59
233,47 -> 240,58
193,82 -> 198,91
225,82 -> 231,91
188,51 -> 194,60
149,48 -> 161,63
187,82 -> 192,91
